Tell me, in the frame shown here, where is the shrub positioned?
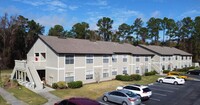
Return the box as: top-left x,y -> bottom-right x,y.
130,74 -> 141,81
57,81 -> 67,89
68,81 -> 83,89
116,75 -> 123,80
120,75 -> 132,81
144,71 -> 157,76
52,83 -> 58,89
163,70 -> 170,74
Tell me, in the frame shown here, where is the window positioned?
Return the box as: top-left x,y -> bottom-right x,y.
103,69 -> 109,78
123,67 -> 128,74
41,53 -> 46,60
123,55 -> 127,62
86,70 -> 93,80
65,55 -> 74,64
175,56 -> 178,60
103,55 -> 109,63
65,72 -> 74,82
162,65 -> 165,70
186,57 -> 187,60
145,57 -> 148,61
168,57 -> 171,61
112,68 -> 117,75
182,57 -> 184,60
86,55 -> 93,64
136,67 -> 140,74
112,55 -> 117,62
35,53 -> 39,57
136,57 -> 140,62
163,57 -> 165,61
35,53 -> 39,61
145,66 -> 148,73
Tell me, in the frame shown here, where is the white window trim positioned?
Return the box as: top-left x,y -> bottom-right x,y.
85,70 -> 94,80
102,69 -> 109,78
86,55 -> 94,64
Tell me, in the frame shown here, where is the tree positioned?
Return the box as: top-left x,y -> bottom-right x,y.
191,16 -> 200,61
133,18 -> 143,45
0,13 -> 44,68
71,22 -> 89,39
165,18 -> 177,47
180,17 -> 194,50
118,23 -> 132,42
97,17 -> 113,41
147,17 -> 162,45
48,25 -> 64,37
139,27 -> 148,44
161,17 -> 169,44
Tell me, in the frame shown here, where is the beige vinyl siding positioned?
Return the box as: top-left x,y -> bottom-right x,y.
58,70 -> 65,81
75,68 -> 85,82
46,68 -> 58,85
94,55 -> 103,66
46,46 -> 58,68
58,55 -> 65,68
75,55 -> 85,67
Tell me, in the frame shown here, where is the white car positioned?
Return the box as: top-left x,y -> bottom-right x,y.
116,84 -> 152,100
157,76 -> 185,85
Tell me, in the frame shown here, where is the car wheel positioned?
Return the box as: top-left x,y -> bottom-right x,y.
137,94 -> 141,98
174,81 -> 178,85
122,101 -> 128,105
159,80 -> 163,83
103,96 -> 108,102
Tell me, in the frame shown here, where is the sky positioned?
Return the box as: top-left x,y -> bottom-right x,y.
0,0 -> 200,34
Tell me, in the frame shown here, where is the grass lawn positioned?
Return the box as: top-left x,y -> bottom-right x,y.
51,75 -> 160,100
6,86 -> 48,105
0,95 -> 10,105
0,69 -> 47,105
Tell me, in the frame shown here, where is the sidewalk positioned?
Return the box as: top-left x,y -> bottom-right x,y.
0,87 -> 27,105
28,86 -> 62,105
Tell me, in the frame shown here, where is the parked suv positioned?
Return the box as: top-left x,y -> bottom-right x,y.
116,84 -> 152,100
54,97 -> 100,105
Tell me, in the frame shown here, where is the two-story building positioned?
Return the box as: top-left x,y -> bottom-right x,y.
11,35 -> 154,89
139,45 -> 192,73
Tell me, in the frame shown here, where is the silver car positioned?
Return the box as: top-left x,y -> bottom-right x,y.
103,90 -> 141,105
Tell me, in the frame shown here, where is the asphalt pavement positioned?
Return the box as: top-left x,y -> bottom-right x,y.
98,75 -> 200,105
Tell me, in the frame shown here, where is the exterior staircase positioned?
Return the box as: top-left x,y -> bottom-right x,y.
151,62 -> 161,74
11,60 -> 43,90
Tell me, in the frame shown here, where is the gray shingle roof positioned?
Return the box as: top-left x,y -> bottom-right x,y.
39,35 -> 154,55
139,44 -> 192,56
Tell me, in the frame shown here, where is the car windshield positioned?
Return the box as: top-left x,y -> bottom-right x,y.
143,88 -> 151,92
125,91 -> 137,97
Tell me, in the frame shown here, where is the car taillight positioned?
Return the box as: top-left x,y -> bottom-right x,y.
128,98 -> 137,102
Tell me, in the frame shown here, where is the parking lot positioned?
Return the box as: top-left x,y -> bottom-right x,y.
98,75 -> 200,105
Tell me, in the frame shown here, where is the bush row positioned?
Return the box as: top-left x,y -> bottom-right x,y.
68,81 -> 83,89
174,66 -> 195,72
52,81 -> 83,89
116,74 -> 141,81
144,71 -> 157,76
163,70 -> 170,74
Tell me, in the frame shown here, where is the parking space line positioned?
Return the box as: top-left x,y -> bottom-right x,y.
150,87 -> 174,93
98,101 -> 109,105
151,84 -> 179,90
149,98 -> 161,101
153,92 -> 167,96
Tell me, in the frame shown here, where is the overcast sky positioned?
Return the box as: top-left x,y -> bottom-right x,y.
1,0 -> 200,34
